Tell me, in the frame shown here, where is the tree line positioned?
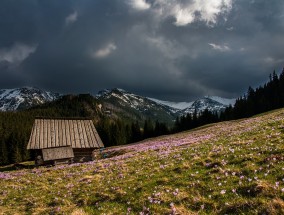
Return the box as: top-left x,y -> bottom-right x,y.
0,94 -> 170,165
220,69 -> 284,120
0,95 -> 97,165
174,68 -> 284,133
97,118 -> 170,148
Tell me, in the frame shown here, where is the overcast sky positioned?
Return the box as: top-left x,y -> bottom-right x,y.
0,0 -> 284,101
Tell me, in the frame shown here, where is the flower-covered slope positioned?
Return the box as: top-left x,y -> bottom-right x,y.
1,108 -> 284,214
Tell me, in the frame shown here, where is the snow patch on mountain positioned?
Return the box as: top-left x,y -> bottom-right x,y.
207,96 -> 235,106
147,98 -> 193,110
97,88 -> 160,111
149,96 -> 235,115
97,88 -> 235,117
179,97 -> 231,115
0,87 -> 59,111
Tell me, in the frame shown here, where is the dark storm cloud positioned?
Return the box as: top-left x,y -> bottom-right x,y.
0,0 -> 284,101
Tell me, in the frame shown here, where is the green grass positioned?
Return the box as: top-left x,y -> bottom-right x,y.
1,109 -> 284,214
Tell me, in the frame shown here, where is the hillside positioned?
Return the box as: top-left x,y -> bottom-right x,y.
96,88 -> 178,124
1,109 -> 284,214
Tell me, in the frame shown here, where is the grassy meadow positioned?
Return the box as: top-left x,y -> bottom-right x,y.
1,109 -> 284,214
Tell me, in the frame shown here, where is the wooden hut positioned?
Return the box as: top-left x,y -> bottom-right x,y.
27,118 -> 104,165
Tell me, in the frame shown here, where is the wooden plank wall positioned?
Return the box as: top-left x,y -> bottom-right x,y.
42,147 -> 74,161
73,148 -> 93,162
27,119 -> 104,149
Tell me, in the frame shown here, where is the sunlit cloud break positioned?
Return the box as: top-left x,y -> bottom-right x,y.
152,0 -> 232,26
92,43 -> 117,59
129,0 -> 151,10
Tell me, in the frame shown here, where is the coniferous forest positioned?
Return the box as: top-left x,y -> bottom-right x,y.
0,95 -> 170,165
220,69 -> 284,120
174,68 -> 284,131
0,68 -> 284,165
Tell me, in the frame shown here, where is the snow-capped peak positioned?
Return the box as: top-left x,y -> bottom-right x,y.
148,96 -> 235,112
96,88 -> 150,110
96,88 -> 235,117
178,96 -> 235,115
0,87 -> 59,111
96,89 -> 111,98
115,88 -> 127,93
96,88 -> 128,98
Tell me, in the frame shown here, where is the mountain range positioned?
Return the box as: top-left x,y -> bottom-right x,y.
0,87 -> 235,123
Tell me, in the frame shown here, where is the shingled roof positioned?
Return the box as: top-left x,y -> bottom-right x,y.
27,118 -> 104,149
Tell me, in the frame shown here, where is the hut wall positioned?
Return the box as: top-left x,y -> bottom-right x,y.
73,148 -> 94,162
42,147 -> 74,161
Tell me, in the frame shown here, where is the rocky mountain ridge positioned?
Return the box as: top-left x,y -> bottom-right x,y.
0,87 -> 235,123
0,87 -> 59,111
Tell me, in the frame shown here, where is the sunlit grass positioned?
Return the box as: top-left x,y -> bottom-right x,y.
1,109 -> 284,214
